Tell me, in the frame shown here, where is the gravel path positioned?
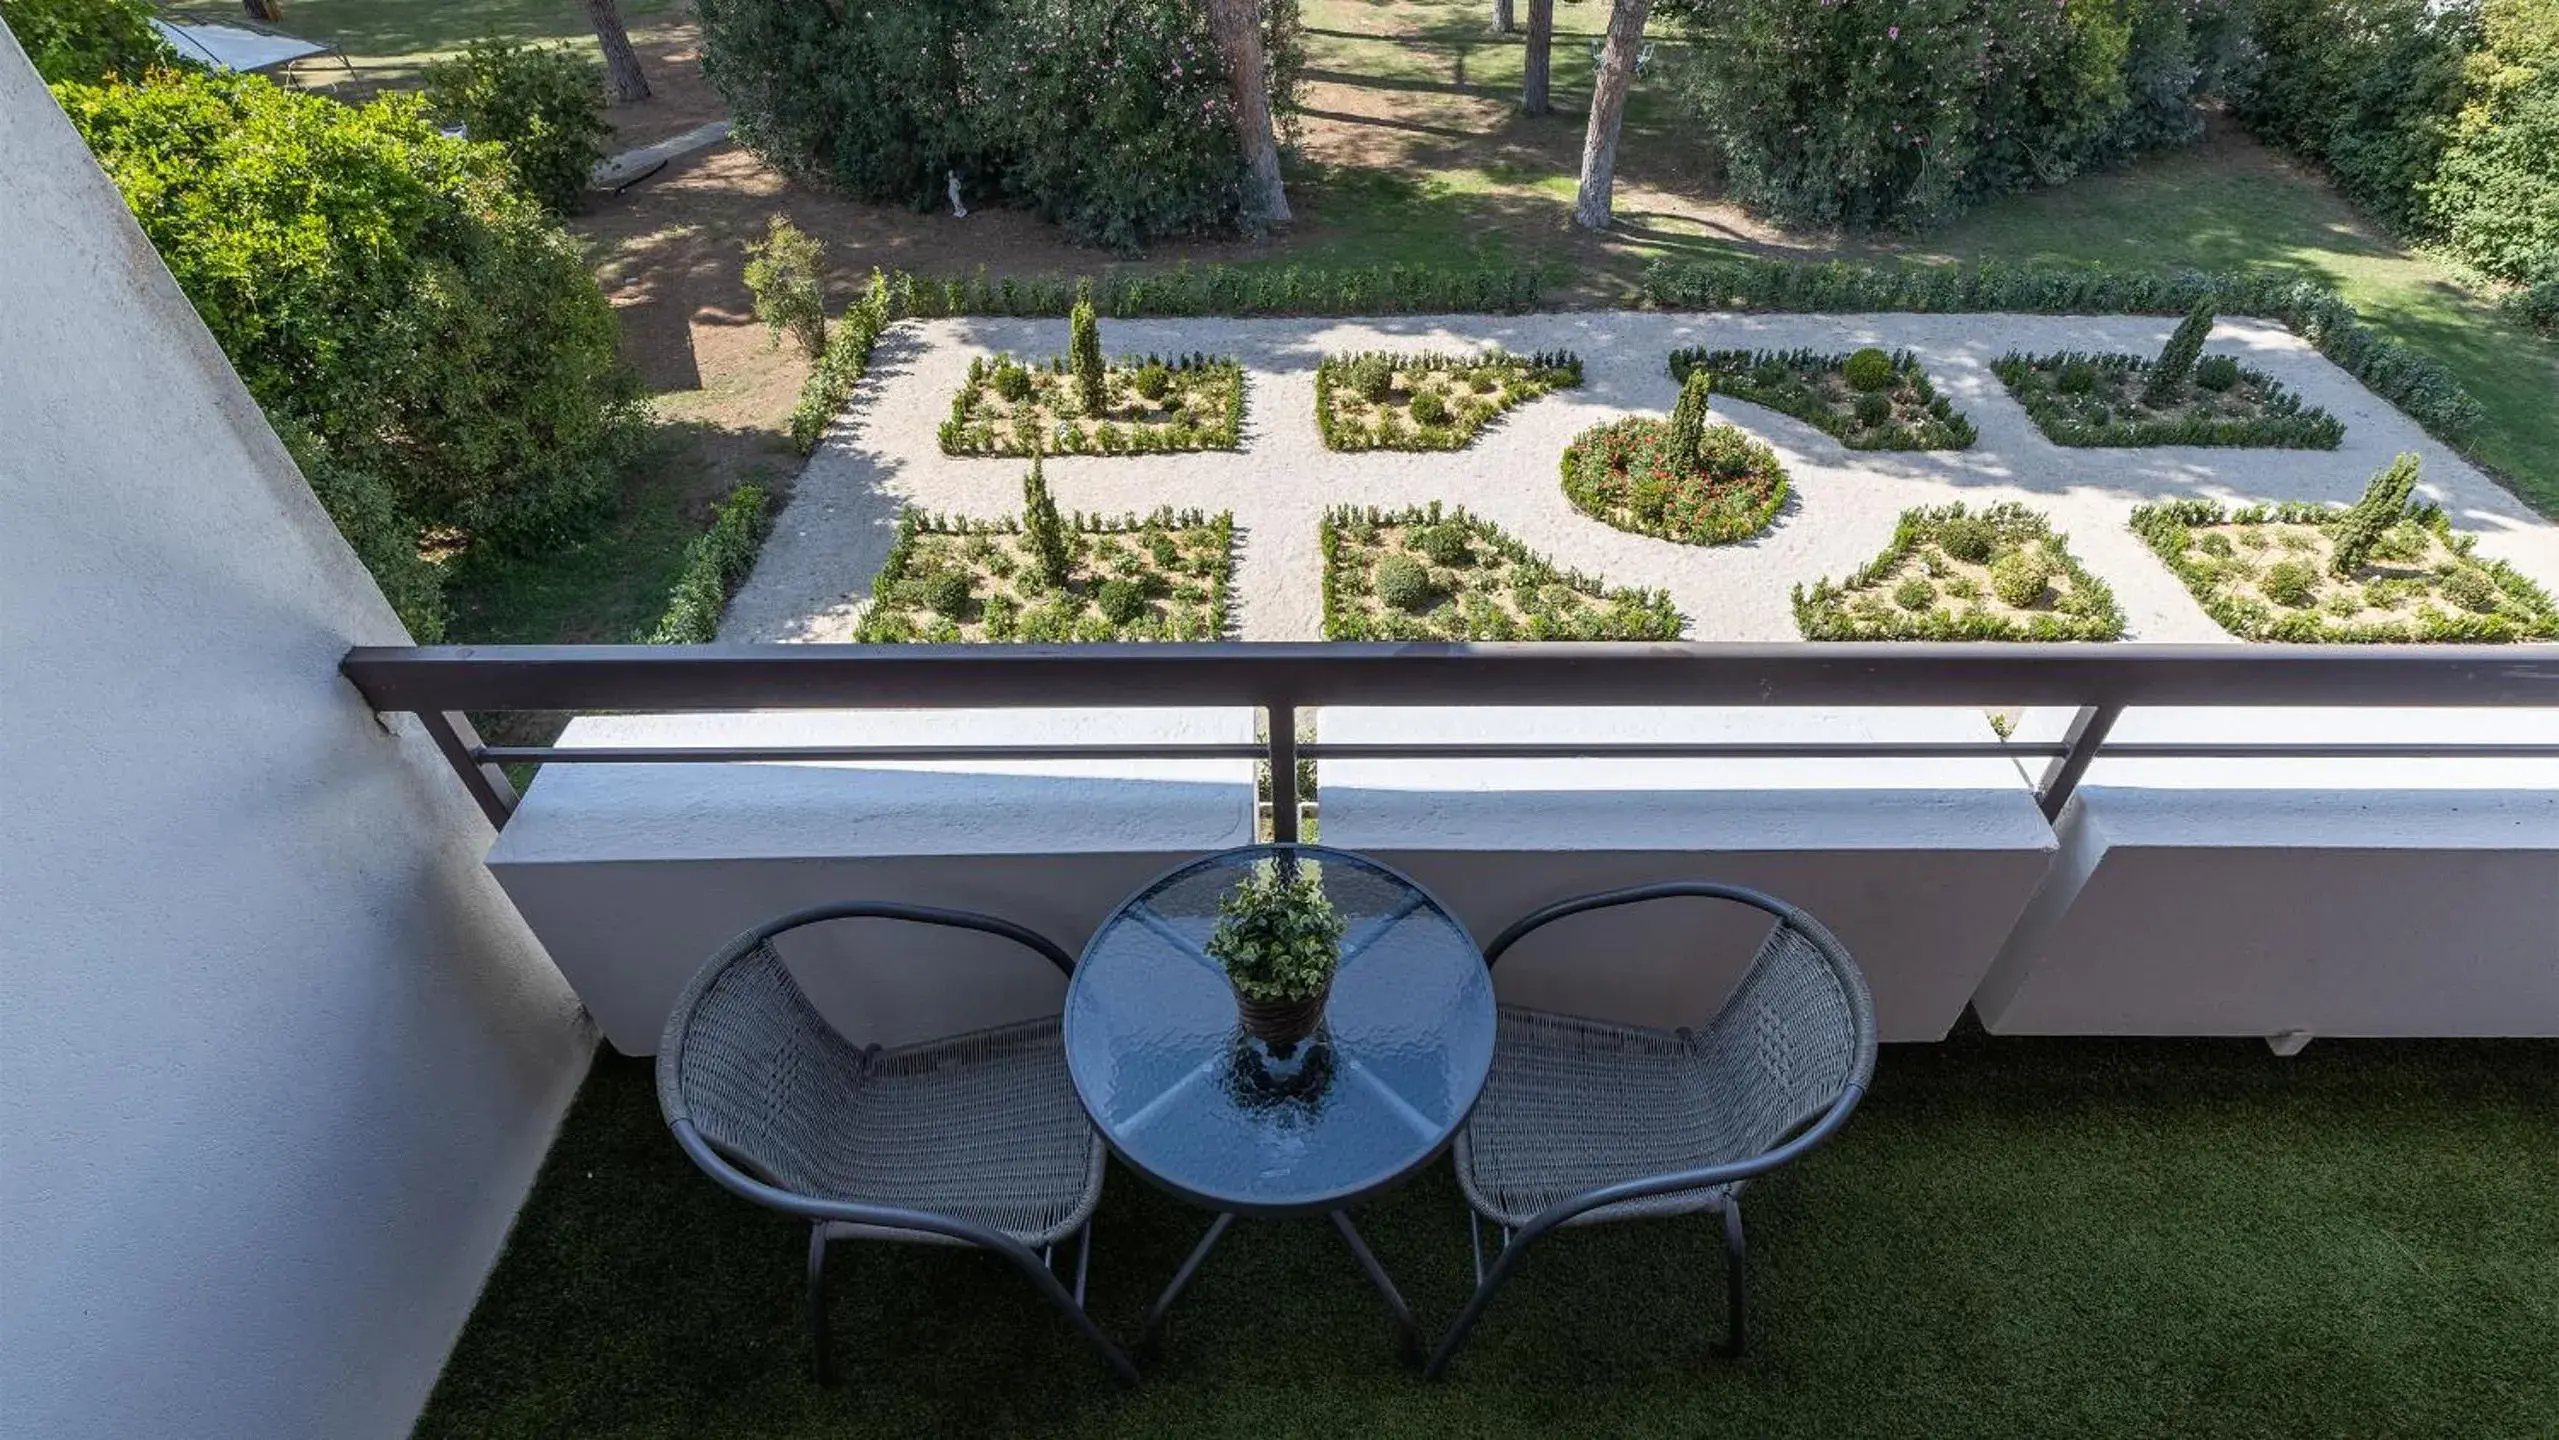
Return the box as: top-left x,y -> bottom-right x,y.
723,312 -> 2559,644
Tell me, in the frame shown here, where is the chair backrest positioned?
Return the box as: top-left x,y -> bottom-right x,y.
656,903 -> 1076,1203
1483,881 -> 1879,1161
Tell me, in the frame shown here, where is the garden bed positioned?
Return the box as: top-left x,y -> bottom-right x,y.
1795,502 -> 2125,640
2131,500 -> 2557,642
1313,349 -> 1581,451
1321,504 -> 1681,640
855,505 -> 1233,642
1991,352 -> 2342,448
1669,346 -> 1975,450
938,352 -> 1243,457
1559,416 -> 1789,545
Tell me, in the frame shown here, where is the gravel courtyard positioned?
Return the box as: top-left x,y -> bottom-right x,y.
723,312 -> 2559,643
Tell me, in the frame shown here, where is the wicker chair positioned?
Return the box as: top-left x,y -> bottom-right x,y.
1425,882 -> 1878,1378
655,902 -> 1137,1384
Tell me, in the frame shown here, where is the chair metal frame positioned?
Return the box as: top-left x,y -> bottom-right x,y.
1425,882 -> 1879,1379
656,901 -> 1140,1385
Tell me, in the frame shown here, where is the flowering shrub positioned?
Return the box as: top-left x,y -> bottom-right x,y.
1668,0 -> 2219,229
697,0 -> 1302,250
1560,414 -> 1790,545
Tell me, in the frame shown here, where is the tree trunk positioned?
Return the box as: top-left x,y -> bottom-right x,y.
1493,0 -> 1514,34
1208,0 -> 1291,228
1572,0 -> 1650,230
1521,0 -> 1554,115
585,0 -> 652,103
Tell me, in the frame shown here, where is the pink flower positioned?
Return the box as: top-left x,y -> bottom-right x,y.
1888,25 -> 1900,38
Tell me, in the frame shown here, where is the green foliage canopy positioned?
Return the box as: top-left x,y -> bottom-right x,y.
3,0 -> 176,85
422,39 -> 611,216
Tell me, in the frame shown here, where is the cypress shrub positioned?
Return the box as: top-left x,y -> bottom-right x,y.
2143,302 -> 2215,405
1022,455 -> 1073,587
2329,452 -> 2423,576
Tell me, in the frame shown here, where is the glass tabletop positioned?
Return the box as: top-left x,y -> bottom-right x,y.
1064,844 -> 1496,1217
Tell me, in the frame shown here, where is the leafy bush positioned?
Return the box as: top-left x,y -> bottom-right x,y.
942,350 -> 1244,455
2237,0 -> 2475,238
5,0 -> 176,83
1408,389 -> 1449,426
1640,257 -> 2482,447
2441,565 -> 2502,612
277,422 -> 447,642
1854,392 -> 1893,427
1348,353 -> 1396,403
2261,558 -> 2321,607
59,70 -> 634,556
1096,577 -> 1148,624
922,568 -> 974,618
1938,512 -> 1998,564
1671,0 -> 2215,230
2195,354 -> 2243,391
1315,349 -> 1582,452
1133,362 -> 1172,401
648,484 -> 772,643
1374,554 -> 1434,612
993,360 -> 1034,402
696,0 -> 1302,250
1989,549 -> 2054,608
1894,575 -> 1937,612
2503,265 -> 2559,335
423,40 -> 608,216
1843,347 -> 1895,392
1412,524 -> 1473,567
1670,346 -> 1976,451
860,504 -> 1232,642
2424,0 -> 2559,286
742,216 -> 828,358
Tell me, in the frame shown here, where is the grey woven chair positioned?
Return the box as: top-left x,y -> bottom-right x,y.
1425,882 -> 1878,1378
655,902 -> 1138,1385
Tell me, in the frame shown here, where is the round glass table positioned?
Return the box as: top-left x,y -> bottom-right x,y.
1065,843 -> 1495,1354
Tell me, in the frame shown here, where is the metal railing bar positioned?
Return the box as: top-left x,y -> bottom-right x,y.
2038,703 -> 2121,821
472,744 -> 1272,763
340,642 -> 2559,713
467,740 -> 2559,766
419,710 -> 518,827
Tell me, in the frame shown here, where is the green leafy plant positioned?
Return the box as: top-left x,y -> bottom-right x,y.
2194,354 -> 2243,391
422,40 -> 609,216
1070,295 -> 1106,417
787,272 -> 894,453
741,215 -> 828,359
1096,577 -> 1148,624
1132,361 -> 1172,401
2142,302 -> 2216,404
923,568 -> 974,618
1021,455 -> 1073,589
1206,861 -> 1345,1005
1992,350 -> 2343,448
56,70 -> 635,561
1669,347 -> 1976,451
1374,554 -> 1434,613
2130,495 -> 2558,641
4,0 -> 177,83
1894,575 -> 1938,611
648,484 -> 772,643
1314,349 -> 1582,452
1795,503 -> 2124,641
2329,452 -> 2423,576
1323,504 -> 1681,641
1843,347 -> 1896,393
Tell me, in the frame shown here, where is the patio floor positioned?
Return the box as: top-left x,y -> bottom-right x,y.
417,1026 -> 2558,1438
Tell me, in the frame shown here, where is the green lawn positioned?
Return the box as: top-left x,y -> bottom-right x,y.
234,0 -> 686,78
418,1029 -> 2558,1438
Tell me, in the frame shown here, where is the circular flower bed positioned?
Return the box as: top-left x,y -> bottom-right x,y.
1560,417 -> 1790,544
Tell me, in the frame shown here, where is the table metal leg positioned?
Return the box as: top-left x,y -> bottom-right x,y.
1142,1211 -> 1236,1349
1329,1209 -> 1423,1359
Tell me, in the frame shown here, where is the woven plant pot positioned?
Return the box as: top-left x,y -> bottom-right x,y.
1234,975 -> 1332,1050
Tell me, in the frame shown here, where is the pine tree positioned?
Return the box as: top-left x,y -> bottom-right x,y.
1669,365 -> 1713,473
1022,453 -> 1073,587
1070,296 -> 1107,419
2329,452 -> 2421,577
2142,301 -> 2214,405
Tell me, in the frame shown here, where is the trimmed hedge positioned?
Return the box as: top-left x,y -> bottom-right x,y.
1668,346 -> 1976,450
881,261 -> 1551,319
939,351 -> 1243,457
1795,502 -> 2125,641
648,484 -> 772,643
1641,258 -> 2484,448
787,272 -> 894,454
1990,351 -> 2345,448
2129,496 -> 2558,642
857,504 -> 1234,643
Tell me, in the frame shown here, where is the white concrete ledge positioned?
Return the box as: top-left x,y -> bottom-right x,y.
1316,706 -> 2058,1041
1981,708 -> 2559,1039
488,708 -> 1258,1053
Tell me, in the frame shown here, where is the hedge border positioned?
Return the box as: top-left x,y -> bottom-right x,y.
1312,349 -> 1583,452
2128,497 -> 2558,643
1320,501 -> 1682,641
857,503 -> 1235,643
647,482 -> 772,642
1990,351 -> 2345,449
937,353 -> 1245,457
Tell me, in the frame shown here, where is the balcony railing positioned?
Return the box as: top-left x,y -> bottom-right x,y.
340,641 -> 2559,834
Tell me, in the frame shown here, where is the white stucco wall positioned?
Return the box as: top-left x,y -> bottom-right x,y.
1979,707 -> 2559,1038
488,709 -> 1260,1053
1317,706 -> 2060,1041
0,45 -> 592,1440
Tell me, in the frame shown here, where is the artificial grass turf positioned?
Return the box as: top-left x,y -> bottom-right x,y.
417,1028 -> 2559,1438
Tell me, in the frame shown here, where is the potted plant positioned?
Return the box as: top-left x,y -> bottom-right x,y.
1206,858 -> 1345,1051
